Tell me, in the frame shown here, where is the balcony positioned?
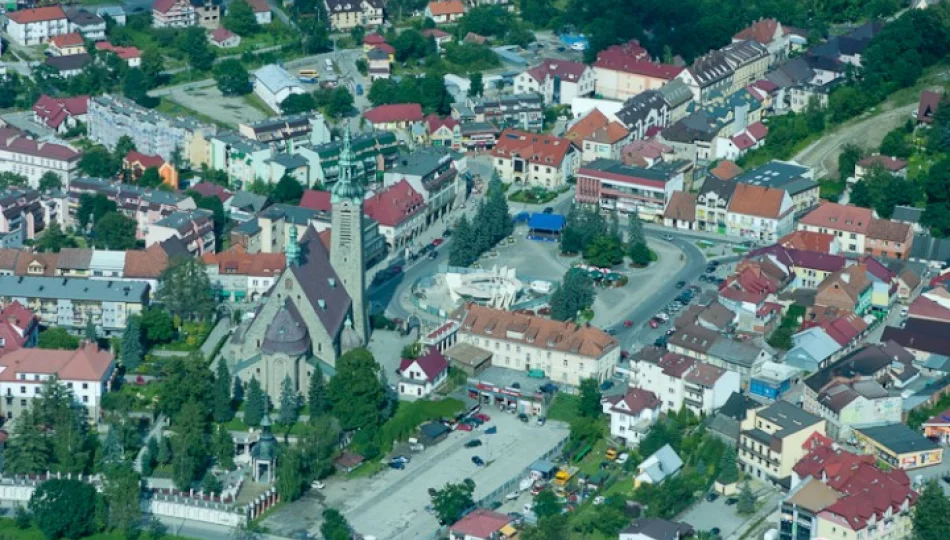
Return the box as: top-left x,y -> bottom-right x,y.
740,442 -> 779,467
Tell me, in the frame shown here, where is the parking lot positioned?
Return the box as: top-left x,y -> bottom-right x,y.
264,412 -> 568,540
680,484 -> 780,538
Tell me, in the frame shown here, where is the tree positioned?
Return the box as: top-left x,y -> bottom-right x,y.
804,95 -> 826,132
468,72 -> 484,97
39,171 -> 62,191
320,508 -> 352,540
141,308 -> 175,345
244,376 -> 265,427
324,86 -> 354,117
629,241 -> 652,266
157,353 -> 215,417
308,364 -> 329,418
627,211 -> 644,245
737,481 -> 756,515
201,471 -> 222,495
350,25 -> 365,45
157,436 -> 173,466
84,318 -> 98,343
170,400 -> 209,490
213,360 -> 234,423
138,166 -> 163,188
233,376 -> 245,405
327,348 -> 388,431
142,437 -> 158,476
102,464 -> 141,535
38,328 -> 80,350
879,127 -> 912,159
578,378 -> 602,418
77,193 -> 117,230
93,212 -> 137,250
717,446 -> 738,485
549,269 -> 594,321
141,48 -> 165,87
838,143 -> 863,182
34,222 -> 78,253
278,375 -> 301,427
29,479 -> 99,540
223,0 -> 260,35
4,408 -> 50,474
431,480 -> 475,526
119,316 -> 144,371
850,179 -> 874,209
98,427 -> 124,471
914,480 -> 950,540
179,26 -> 215,72
280,93 -> 316,115
79,146 -> 120,178
449,214 -> 477,266
521,515 -> 569,540
276,446 -> 305,501
583,234 -> 624,267
272,174 -> 304,204
212,424 -> 235,470
157,256 -> 215,322
532,489 -> 562,519
123,68 -> 156,108
214,59 -> 252,96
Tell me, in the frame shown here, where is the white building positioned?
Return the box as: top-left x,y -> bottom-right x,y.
0,343 -> 115,422
490,129 -> 579,189
635,444 -> 683,486
253,64 -> 305,113
602,387 -> 661,447
452,303 -> 620,387
514,59 -> 596,105
397,347 -> 449,398
5,6 -> 69,46
0,127 -> 81,190
726,183 -> 795,244
627,348 -> 739,416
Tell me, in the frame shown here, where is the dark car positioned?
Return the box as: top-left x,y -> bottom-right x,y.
543,206 -> 555,214
443,228 -> 454,237
943,475 -> 950,484
705,492 -> 719,502
465,439 -> 483,448
599,380 -> 614,391
540,383 -> 559,393
518,413 -> 529,423
428,250 -> 438,259
675,280 -> 686,288
511,382 -> 521,389
725,497 -> 738,506
472,456 -> 485,466
389,460 -> 405,470
654,336 -> 668,348
710,527 -> 721,537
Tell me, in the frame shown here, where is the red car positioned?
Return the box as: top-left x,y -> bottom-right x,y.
457,423 -> 473,432
474,413 -> 491,422
432,238 -> 445,246
649,319 -> 659,329
623,320 -> 633,327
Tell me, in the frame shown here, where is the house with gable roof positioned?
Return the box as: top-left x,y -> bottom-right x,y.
0,301 -> 38,357
602,387 -> 661,447
6,6 -> 69,46
425,114 -> 461,149
324,0 -> 383,31
32,95 -> 88,134
398,346 -> 448,397
732,18 -> 790,63
253,64 -> 305,113
564,110 -> 630,163
726,183 -> 794,243
514,58 -> 595,105
592,40 -> 683,101
738,400 -> 826,487
635,444 -> 683,486
491,129 -> 579,188
363,179 -> 426,251
425,0 -> 465,24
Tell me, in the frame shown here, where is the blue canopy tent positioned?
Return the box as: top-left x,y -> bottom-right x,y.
527,213 -> 566,242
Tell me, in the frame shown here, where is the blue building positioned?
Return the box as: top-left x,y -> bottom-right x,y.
749,361 -> 801,401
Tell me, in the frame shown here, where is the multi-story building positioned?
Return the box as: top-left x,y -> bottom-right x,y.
253,64 -> 306,114
0,189 -> 47,244
451,303 -> 620,387
592,40 -> 683,101
658,79 -> 695,123
363,179 -> 426,252
47,32 -> 86,56
5,6 -> 69,46
625,348 -> 739,416
0,343 -> 115,422
798,202 -> 915,259
0,275 -> 148,336
384,147 -> 464,226
564,109 -> 630,164
33,94 -> 88,136
238,113 -> 330,150
802,379 -> 900,440
145,209 -> 216,256
207,132 -> 309,187
467,94 -> 543,132
694,178 -> 735,235
575,159 -> 685,222
726,183 -> 795,243
297,131 -> 399,186
733,18 -> 791,63
324,0 -> 383,30
658,89 -> 763,164
615,91 -> 671,142
65,8 -> 106,41
87,94 -> 216,164
67,176 -> 197,238
202,246 -> 285,302
0,127 -> 81,190
738,400 -> 826,487
677,40 -> 769,103
732,160 -> 819,216
152,0 -> 220,28
491,129 -> 579,189
514,59 -> 596,105
602,387 -> 661,447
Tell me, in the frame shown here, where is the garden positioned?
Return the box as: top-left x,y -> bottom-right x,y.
508,185 -> 569,204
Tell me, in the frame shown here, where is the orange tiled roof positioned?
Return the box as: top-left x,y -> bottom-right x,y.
201,245 -> 285,277
491,129 -> 573,168
728,183 -> 787,219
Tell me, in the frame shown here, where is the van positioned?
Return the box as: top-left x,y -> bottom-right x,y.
900,306 -> 909,318
325,58 -> 334,70
298,69 -> 319,78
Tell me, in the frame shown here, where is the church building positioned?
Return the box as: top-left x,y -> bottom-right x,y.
224,128 -> 369,401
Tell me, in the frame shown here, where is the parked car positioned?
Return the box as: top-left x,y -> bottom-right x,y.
593,496 -> 606,505
623,319 -> 633,327
518,413 -> 529,423
393,455 -> 411,464
710,527 -> 721,536
616,453 -> 629,465
537,416 -> 546,426
472,456 -> 485,466
599,380 -> 614,391
725,497 -> 738,506
465,439 -> 483,448
649,319 -> 659,329
705,492 -> 719,502
432,238 -> 444,246
654,336 -> 668,348
458,423 -> 473,432
539,383 -> 559,393
388,460 -> 405,470
474,413 -> 491,422
662,234 -> 674,241
311,480 -> 325,490
543,206 -> 555,214
675,280 -> 686,288
505,492 -> 519,500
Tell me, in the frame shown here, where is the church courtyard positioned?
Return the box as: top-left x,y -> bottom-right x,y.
262,412 -> 569,540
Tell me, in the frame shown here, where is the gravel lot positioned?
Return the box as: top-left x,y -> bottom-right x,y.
264,412 -> 568,540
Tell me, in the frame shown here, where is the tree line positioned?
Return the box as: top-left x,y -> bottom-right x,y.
449,181 -> 514,266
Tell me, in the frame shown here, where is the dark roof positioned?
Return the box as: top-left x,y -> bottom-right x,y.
882,318 -> 950,357
892,205 -> 923,224
45,53 -> 92,72
757,400 -> 822,433
717,392 -> 760,421
855,423 -> 940,455
261,299 -> 310,356
804,343 -> 904,393
698,177 -> 737,202
292,226 -> 352,338
619,518 -> 694,540
616,91 -> 667,128
910,233 -> 950,263
420,421 -> 449,440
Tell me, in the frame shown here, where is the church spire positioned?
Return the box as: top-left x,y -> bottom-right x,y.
330,125 -> 364,204
285,224 -> 300,266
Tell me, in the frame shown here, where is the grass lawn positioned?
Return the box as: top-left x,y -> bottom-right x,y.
547,394 -> 581,424
224,417 -> 308,436
346,460 -> 386,479
156,98 -> 229,128
0,519 -> 196,540
242,93 -> 276,116
819,178 -> 847,201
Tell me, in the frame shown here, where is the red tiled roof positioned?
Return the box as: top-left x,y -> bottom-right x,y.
7,6 -> 66,23
398,346 -> 448,382
425,113 -> 458,134
751,79 -> 778,92
607,387 -> 660,416
364,103 -> 424,124
800,202 -> 873,235
0,127 -> 80,162
908,295 -> 950,323
201,246 -> 285,277
747,122 -> 768,140
152,0 -> 178,14
779,230 -> 836,254
711,160 -> 742,180
450,509 -> 510,538
857,154 -> 907,171
664,191 -> 696,222
422,28 -> 451,39
363,179 -> 424,227
428,0 -> 464,15
363,33 -> 387,46
918,90 -> 941,125
300,190 -> 332,212
125,150 -> 164,169
594,39 -> 682,80
49,32 -> 84,48
189,182 -> 232,203
96,42 -> 142,60
491,129 -> 573,168
0,342 -> 113,382
923,407 -> 950,426
247,0 -> 270,12
565,109 -> 628,144
209,27 -> 236,42
0,301 -> 36,358
733,18 -> 782,44
731,132 -> 756,150
32,94 -> 88,130
374,43 -> 395,55
124,242 -> 173,279
728,184 -> 787,219
526,58 -> 589,84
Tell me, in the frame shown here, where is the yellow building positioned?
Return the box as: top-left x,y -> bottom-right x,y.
738,400 -> 826,488
853,423 -> 943,470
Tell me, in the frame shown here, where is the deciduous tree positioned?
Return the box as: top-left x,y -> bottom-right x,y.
549,269 -> 594,321
532,489 -> 562,519
914,480 -> 950,540
430,480 -> 475,526
214,59 -> 252,96
29,479 -> 100,540
320,508 -> 352,540
272,174 -> 304,204
578,378 -> 602,418
223,0 -> 260,35
39,171 -> 62,191
93,212 -> 137,250
38,328 -> 80,350
328,348 -> 388,431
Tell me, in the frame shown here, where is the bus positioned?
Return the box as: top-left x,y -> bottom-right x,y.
298,69 -> 319,82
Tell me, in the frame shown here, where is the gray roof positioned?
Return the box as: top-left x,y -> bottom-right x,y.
65,8 -> 104,25
244,113 -> 312,132
71,176 -> 189,206
708,338 -> 766,368
292,226 -> 352,338
45,54 -> 92,72
892,205 -> 923,224
766,57 -> 815,88
261,203 -> 326,224
0,275 -> 149,302
658,79 -> 693,108
581,159 -> 678,182
389,147 -> 453,177
616,91 -> 667,128
910,234 -> 950,263
261,299 -> 310,356
855,423 -> 940,455
756,400 -> 822,434
57,248 -> 94,270
154,208 -> 212,230
620,519 -> 694,540
732,160 -> 816,195
227,191 -> 268,214
233,218 -> 262,235
269,153 -> 308,169
254,64 -> 303,95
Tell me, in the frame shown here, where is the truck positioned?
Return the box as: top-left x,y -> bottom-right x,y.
553,466 -> 579,486
605,448 -> 618,461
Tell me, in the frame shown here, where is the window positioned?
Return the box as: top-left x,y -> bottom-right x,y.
19,386 -> 24,394
82,396 -> 88,403
82,383 -> 88,389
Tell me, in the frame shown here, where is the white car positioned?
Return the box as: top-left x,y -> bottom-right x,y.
593,496 -> 606,505
662,234 -> 674,241
311,480 -> 325,490
616,453 -> 629,465
505,492 -> 520,500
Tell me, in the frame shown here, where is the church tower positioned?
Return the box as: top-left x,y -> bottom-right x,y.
330,126 -> 368,345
